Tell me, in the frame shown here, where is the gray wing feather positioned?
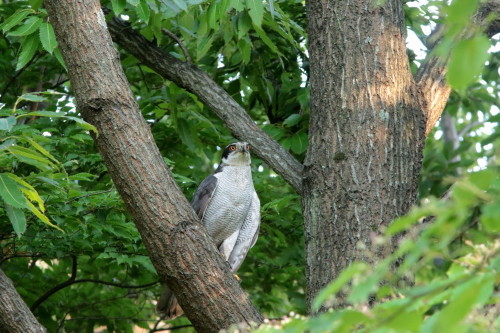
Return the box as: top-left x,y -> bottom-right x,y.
191,175 -> 218,220
218,230 -> 239,260
227,191 -> 260,272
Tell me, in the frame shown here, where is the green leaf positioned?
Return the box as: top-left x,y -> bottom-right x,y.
28,0 -> 43,10
468,169 -> 496,190
430,276 -> 489,332
313,262 -> 368,311
289,132 -> 308,154
230,0 -> 245,11
0,173 -> 29,209
238,37 -> 251,64
176,118 -> 198,149
481,203 -> 500,233
136,0 -> 151,23
0,116 -> 16,131
348,260 -> 390,303
6,173 -> 45,212
20,93 -> 46,103
111,0 -> 127,15
53,48 -> 66,70
0,139 -> 16,151
447,34 -> 490,91
207,2 -> 218,30
64,116 -> 98,134
5,204 -> 27,237
8,16 -> 42,36
39,22 -> 58,54
172,0 -> 188,11
384,310 -> 422,332
237,12 -> 252,38
7,146 -> 55,168
68,173 -> 97,181
283,114 -> 301,127
23,137 -> 59,165
126,0 -> 140,6
447,0 -> 478,25
253,24 -> 281,55
246,0 -> 264,27
16,111 -> 98,134
17,111 -> 60,118
0,9 -> 34,33
197,35 -> 213,61
268,0 -> 275,18
26,200 -> 63,232
16,33 -> 39,71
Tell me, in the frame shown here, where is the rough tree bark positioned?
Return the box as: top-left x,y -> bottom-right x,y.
0,268 -> 46,333
44,1 -> 262,332
304,0 -> 426,310
106,16 -> 304,193
102,0 -> 500,314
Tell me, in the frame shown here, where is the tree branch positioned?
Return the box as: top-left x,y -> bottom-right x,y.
31,255 -> 77,312
416,0 -> 499,135
46,1 -> 263,331
161,28 -> 192,63
72,279 -> 159,289
0,268 -> 47,332
106,15 -> 304,194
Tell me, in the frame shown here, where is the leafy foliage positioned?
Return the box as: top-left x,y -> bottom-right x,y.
254,160 -> 500,332
0,0 -> 498,332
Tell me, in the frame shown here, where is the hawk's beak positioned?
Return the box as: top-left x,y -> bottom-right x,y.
241,145 -> 248,153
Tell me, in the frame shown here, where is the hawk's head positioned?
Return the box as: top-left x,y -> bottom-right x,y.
221,142 -> 251,166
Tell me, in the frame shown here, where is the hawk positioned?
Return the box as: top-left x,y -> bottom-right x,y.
157,142 -> 261,318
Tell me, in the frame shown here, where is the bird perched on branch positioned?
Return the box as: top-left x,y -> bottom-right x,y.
157,142 -> 261,319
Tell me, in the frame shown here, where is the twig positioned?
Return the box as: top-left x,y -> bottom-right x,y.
30,255 -> 158,311
0,253 -> 44,266
137,64 -> 151,90
31,255 -> 78,311
65,189 -> 113,204
72,279 -> 158,289
161,28 -> 192,63
458,120 -> 484,138
0,54 -> 39,103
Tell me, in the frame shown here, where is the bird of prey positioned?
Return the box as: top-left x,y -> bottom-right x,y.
157,142 -> 261,318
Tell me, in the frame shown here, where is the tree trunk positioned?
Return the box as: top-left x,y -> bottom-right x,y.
44,1 -> 263,331
304,0 -> 426,311
0,268 -> 46,333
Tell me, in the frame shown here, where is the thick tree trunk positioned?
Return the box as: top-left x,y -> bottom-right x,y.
304,0 -> 426,311
45,1 -> 262,331
0,268 -> 46,333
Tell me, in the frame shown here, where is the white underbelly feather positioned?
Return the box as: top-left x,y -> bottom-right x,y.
202,166 -> 254,245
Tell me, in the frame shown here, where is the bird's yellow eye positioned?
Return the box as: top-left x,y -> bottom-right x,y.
229,145 -> 236,151
246,145 -> 250,151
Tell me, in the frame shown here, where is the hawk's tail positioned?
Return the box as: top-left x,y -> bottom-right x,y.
157,286 -> 184,319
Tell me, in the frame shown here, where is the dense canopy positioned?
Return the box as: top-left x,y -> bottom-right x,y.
0,0 -> 498,332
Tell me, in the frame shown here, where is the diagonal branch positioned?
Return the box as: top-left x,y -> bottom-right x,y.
415,25 -> 451,136
31,256 -> 78,312
106,15 -> 304,194
416,0 -> 500,136
46,1 -> 263,331
0,268 -> 47,332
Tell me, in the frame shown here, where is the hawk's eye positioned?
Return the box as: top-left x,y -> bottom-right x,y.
229,145 -> 236,151
246,145 -> 250,151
